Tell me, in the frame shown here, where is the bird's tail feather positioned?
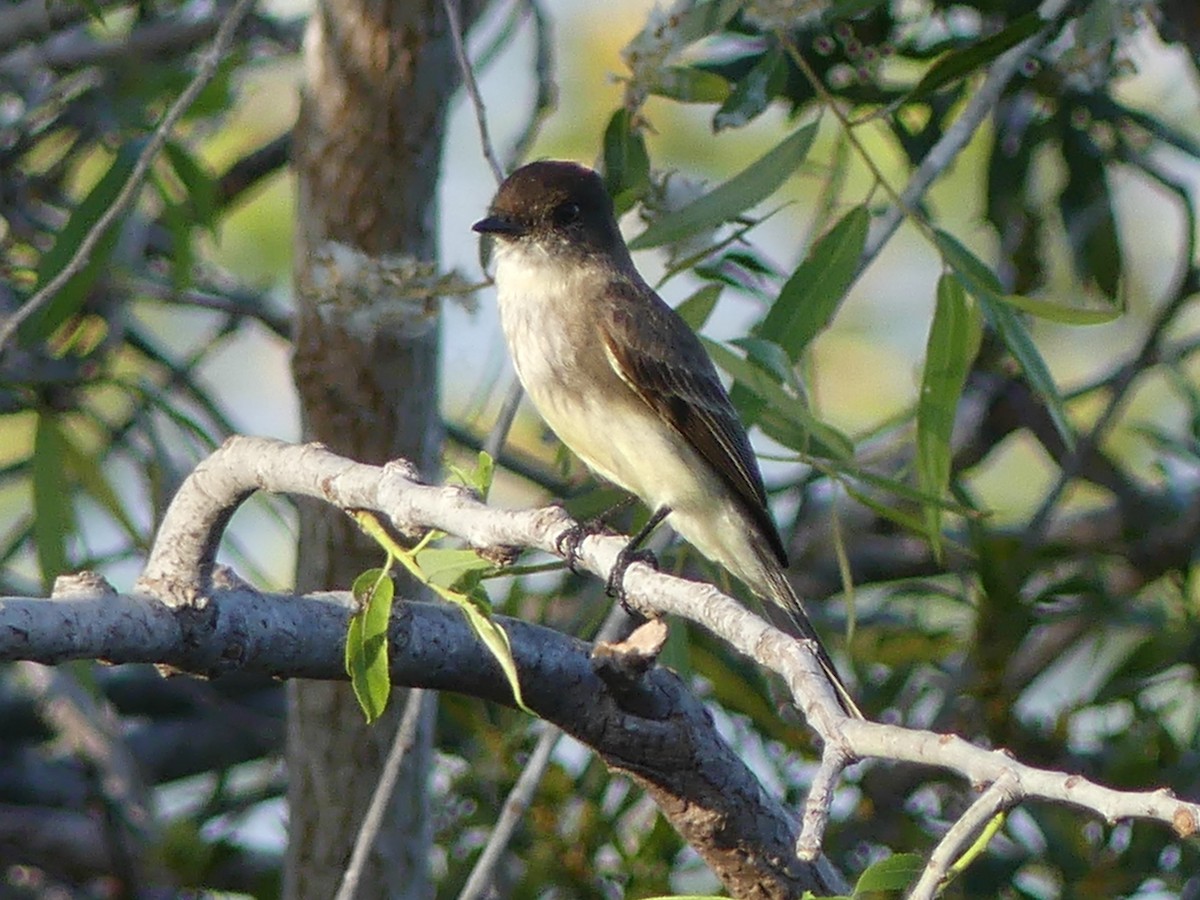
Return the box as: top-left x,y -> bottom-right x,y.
755,553 -> 863,719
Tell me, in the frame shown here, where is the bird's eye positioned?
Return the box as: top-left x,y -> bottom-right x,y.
552,201 -> 581,226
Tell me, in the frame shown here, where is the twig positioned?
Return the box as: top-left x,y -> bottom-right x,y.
0,0 -> 258,351
457,720 -> 559,900
484,377 -> 525,461
456,603 -> 634,900
442,0 -> 504,184
796,746 -> 850,861
503,0 -> 556,171
334,689 -> 431,900
908,773 -> 1018,900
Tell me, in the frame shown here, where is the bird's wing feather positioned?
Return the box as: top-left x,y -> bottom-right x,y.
599,278 -> 788,566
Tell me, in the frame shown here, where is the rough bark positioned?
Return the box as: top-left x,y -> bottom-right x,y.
287,0 -> 483,895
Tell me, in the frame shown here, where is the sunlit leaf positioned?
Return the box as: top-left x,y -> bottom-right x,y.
345,568 -> 394,723
917,275 -> 982,558
758,205 -> 869,360
646,66 -> 730,104
448,450 -> 495,501
852,852 -> 923,894
629,122 -> 819,250
413,547 -> 492,589
1000,291 -> 1122,324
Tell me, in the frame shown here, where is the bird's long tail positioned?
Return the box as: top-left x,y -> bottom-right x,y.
754,551 -> 863,719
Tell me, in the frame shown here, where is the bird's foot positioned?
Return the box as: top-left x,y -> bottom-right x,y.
606,543 -> 658,616
554,518 -> 615,574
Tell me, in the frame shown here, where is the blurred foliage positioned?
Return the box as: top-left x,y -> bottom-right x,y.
2,0 -> 1200,897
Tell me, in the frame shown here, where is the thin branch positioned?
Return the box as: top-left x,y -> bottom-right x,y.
335,689 -> 432,900
457,719 -> 559,900
503,0 -> 557,171
796,746 -> 850,862
484,377 -> 526,461
0,0 -> 258,351
442,0 -> 504,184
908,773 -> 1018,900
457,604 -> 633,900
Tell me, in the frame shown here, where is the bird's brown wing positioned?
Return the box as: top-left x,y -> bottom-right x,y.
599,278 -> 788,566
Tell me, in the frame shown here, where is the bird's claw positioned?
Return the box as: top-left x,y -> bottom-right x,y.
606,545 -> 658,616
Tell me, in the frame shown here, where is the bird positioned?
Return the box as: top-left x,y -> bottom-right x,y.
473,160 -> 860,718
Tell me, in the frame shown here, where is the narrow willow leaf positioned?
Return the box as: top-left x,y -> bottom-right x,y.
647,66 -> 730,104
32,412 -> 72,589
22,145 -> 140,343
934,230 -> 1075,450
852,853 -> 924,894
1000,291 -> 1122,325
628,122 -> 819,250
911,12 -> 1042,100
917,275 -> 982,558
458,585 -> 533,715
163,140 -> 218,232
714,48 -> 786,131
703,338 -> 854,459
674,283 -> 722,331
59,427 -> 144,546
346,568 -> 394,723
602,108 -> 651,214
758,205 -> 869,360
1059,127 -> 1122,299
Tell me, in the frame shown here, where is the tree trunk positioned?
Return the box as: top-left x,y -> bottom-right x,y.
286,1 -> 484,895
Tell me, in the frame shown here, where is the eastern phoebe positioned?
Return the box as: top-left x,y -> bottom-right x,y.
474,160 -> 859,718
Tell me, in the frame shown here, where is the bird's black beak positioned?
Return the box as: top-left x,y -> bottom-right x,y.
473,215 -> 525,237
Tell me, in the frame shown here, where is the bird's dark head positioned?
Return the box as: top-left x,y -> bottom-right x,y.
473,161 -> 624,261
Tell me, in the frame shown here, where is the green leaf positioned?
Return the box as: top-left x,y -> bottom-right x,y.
674,283 -> 723,331
163,141 -> 218,232
1000,291 -> 1122,325
917,275 -> 982,558
655,0 -> 743,46
447,451 -> 495,501
457,582 -> 532,715
934,230 -> 1074,450
629,122 -> 819,250
852,853 -> 924,895
22,145 -> 140,344
58,427 -> 144,547
713,48 -> 786,131
32,412 -> 73,590
346,568 -> 394,723
413,547 -> 492,589
1059,125 -> 1122,299
647,66 -> 730,104
758,205 -> 869,360
153,175 -> 194,293
911,12 -> 1043,100
703,337 -> 854,459
603,108 -> 651,214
